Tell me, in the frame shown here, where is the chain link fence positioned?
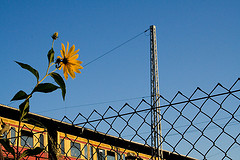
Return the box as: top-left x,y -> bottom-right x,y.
62,78 -> 240,160
1,78 -> 240,159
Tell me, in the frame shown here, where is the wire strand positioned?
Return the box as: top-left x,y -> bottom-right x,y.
35,95 -> 150,114
83,29 -> 150,67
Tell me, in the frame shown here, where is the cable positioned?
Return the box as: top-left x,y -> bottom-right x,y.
10,28 -> 150,114
36,95 -> 150,114
83,29 -> 150,67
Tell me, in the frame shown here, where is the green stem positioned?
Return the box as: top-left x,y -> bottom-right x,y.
16,39 -> 56,159
16,120 -> 21,160
49,68 -> 57,74
16,64 -> 56,159
51,39 -> 55,48
17,39 -> 57,160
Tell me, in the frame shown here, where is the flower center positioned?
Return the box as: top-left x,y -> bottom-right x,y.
62,58 -> 68,64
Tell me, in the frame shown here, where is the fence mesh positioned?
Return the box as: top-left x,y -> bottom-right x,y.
1,78 -> 240,160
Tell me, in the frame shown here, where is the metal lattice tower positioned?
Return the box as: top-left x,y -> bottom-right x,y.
150,25 -> 163,160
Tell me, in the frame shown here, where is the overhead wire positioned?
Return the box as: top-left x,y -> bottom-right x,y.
35,28 -> 150,114
36,95 -> 150,114
83,28 -> 150,67
9,28 -> 150,114
121,115 -> 240,139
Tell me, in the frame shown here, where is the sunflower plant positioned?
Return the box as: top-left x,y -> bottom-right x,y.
0,32 -> 83,160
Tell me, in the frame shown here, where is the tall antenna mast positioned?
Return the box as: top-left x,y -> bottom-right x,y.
150,25 -> 163,160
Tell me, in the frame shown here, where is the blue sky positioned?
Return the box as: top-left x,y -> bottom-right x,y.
0,0 -> 240,121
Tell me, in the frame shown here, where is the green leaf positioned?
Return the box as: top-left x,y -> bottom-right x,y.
0,139 -> 15,158
33,83 -> 59,93
50,72 -> 66,100
19,100 -> 30,122
47,48 -> 55,64
19,147 -> 43,159
11,90 -> 28,101
15,61 -> 39,82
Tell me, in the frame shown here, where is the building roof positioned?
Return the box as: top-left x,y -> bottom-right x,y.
0,104 -> 197,160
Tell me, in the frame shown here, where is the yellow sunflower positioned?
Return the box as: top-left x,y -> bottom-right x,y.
57,42 -> 83,80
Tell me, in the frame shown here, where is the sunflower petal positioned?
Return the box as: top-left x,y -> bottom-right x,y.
68,66 -> 76,79
68,45 -> 75,57
74,69 -> 81,73
69,60 -> 82,66
72,64 -> 83,70
57,56 -> 63,60
78,65 -> 83,69
68,54 -> 79,61
60,50 -> 64,58
63,65 -> 68,80
61,43 -> 66,56
66,42 -> 69,57
58,65 -> 63,70
71,49 -> 80,56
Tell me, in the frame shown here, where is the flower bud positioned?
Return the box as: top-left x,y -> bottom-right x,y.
52,32 -> 58,40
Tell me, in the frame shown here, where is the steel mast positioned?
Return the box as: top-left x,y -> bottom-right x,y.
150,25 -> 163,160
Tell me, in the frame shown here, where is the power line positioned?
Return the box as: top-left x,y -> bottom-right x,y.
80,114 -> 240,139
36,95 -> 150,114
11,28 -> 151,114
83,28 -> 150,67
